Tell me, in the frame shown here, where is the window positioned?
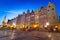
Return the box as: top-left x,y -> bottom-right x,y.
52,8 -> 54,10
31,15 -> 34,17
42,13 -> 44,14
53,16 -> 55,19
49,6 -> 51,8
48,10 -> 49,12
52,12 -> 55,14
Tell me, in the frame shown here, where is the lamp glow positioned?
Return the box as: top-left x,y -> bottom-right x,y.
46,22 -> 49,26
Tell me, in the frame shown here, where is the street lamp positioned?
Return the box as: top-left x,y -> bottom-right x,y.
45,25 -> 47,28
33,23 -> 39,28
55,26 -> 57,28
21,24 -> 26,28
22,24 -> 25,28
12,23 -> 16,28
13,23 -> 16,26
45,22 -> 49,28
46,22 -> 49,26
34,24 -> 38,28
54,26 -> 58,32
53,28 -> 56,31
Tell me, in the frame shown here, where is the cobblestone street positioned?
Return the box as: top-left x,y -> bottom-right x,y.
0,30 -> 60,40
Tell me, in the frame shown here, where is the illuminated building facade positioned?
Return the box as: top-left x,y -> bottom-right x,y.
7,18 -> 17,26
26,9 -> 31,28
47,2 -> 58,26
30,10 -> 35,27
39,7 -> 48,28
7,2 -> 58,29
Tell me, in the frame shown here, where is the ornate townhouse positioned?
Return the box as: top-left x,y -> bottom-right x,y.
7,2 -> 59,29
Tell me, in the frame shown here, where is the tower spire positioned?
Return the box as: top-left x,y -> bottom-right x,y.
2,16 -> 7,26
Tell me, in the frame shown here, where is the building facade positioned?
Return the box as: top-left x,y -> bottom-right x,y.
39,7 -> 48,28
47,2 -> 58,26
7,18 -> 17,26
7,2 -> 59,29
26,10 -> 31,29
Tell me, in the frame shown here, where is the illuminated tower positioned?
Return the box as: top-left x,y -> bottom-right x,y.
2,16 -> 7,26
47,2 -> 58,26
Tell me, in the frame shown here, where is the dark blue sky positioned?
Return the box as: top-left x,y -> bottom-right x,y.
0,0 -> 60,24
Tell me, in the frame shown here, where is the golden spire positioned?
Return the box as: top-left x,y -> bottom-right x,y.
2,16 -> 7,26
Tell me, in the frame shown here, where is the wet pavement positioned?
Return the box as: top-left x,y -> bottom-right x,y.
13,31 -> 49,40
0,30 -> 60,40
0,30 -> 13,40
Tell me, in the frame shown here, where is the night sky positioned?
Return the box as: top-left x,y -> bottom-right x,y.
0,0 -> 60,24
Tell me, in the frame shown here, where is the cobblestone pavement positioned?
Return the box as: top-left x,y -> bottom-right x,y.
0,30 -> 60,40
12,31 -> 60,40
0,30 -> 13,40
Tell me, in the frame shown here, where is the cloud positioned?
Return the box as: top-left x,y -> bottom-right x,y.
0,10 -> 26,24
5,10 -> 25,14
5,10 -> 26,20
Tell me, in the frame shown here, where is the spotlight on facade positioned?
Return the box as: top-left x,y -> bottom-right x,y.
12,23 -> 16,28
44,22 -> 49,28
55,26 -> 57,28
33,23 -> 39,28
21,24 -> 26,28
13,23 -> 16,26
34,25 -> 38,28
22,24 -> 25,28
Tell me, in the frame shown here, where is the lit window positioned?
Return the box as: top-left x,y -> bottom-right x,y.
31,15 -> 34,17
